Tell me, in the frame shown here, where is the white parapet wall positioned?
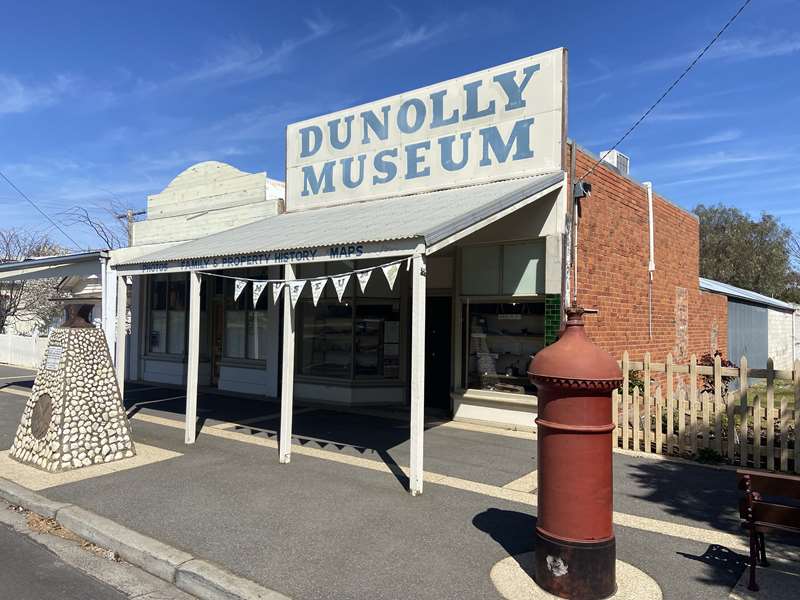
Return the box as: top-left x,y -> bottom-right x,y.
0,334 -> 48,369
768,309 -> 795,370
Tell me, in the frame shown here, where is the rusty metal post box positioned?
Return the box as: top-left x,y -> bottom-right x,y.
527,306 -> 622,599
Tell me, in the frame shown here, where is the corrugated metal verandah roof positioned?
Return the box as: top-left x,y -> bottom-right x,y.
119,172 -> 564,266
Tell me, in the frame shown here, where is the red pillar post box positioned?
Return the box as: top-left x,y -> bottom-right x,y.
527,306 -> 622,599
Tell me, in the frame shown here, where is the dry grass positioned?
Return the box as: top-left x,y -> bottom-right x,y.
7,505 -> 121,562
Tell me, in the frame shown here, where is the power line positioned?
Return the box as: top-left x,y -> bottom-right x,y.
578,0 -> 753,181
0,169 -> 83,251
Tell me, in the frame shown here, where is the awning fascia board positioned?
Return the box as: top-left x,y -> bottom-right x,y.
113,237 -> 422,276
0,251 -> 107,282
425,174 -> 565,255
0,259 -> 104,282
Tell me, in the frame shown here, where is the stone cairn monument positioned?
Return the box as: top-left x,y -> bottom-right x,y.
10,304 -> 135,472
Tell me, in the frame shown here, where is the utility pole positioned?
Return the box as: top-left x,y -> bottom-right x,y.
114,209 -> 145,246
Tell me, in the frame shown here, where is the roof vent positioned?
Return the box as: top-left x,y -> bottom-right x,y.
600,150 -> 630,177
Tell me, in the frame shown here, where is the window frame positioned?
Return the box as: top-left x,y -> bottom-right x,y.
146,273 -> 190,357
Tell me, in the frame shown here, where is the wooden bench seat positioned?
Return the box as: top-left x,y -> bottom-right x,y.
737,469 -> 800,591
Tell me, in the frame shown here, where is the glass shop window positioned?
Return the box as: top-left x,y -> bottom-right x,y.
355,302 -> 401,379
294,261 -> 403,381
298,301 -> 353,378
223,277 -> 269,361
466,302 -> 545,395
149,274 -> 188,354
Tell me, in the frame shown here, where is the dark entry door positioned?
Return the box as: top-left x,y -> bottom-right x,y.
425,297 -> 452,414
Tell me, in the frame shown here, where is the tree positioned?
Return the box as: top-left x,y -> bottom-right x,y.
0,229 -> 68,334
694,204 -> 795,300
61,198 -> 139,249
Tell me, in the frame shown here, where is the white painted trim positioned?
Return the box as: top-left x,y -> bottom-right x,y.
425,177 -> 565,255
114,274 -> 127,400
101,256 -> 117,355
279,263 -> 296,464
114,239 -> 420,276
409,247 -> 427,495
185,272 -> 202,444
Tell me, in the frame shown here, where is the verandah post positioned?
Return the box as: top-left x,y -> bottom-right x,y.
409,250 -> 427,495
280,262 -> 296,464
185,271 -> 202,444
115,272 -> 128,400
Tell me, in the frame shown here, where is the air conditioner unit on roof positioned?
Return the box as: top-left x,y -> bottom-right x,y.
600,149 -> 630,176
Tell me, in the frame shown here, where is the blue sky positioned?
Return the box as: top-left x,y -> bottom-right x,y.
1,0 -> 799,250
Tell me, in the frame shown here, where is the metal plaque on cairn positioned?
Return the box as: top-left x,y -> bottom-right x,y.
10,304 -> 136,472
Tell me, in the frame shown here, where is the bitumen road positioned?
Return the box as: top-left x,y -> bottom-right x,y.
0,521 -> 127,600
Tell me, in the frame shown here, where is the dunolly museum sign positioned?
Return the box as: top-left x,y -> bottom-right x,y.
286,48 -> 566,211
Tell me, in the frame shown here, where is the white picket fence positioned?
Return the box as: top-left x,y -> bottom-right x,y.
0,334 -> 48,368
613,352 -> 800,473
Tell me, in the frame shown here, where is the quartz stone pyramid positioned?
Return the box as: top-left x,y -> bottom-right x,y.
10,305 -> 135,472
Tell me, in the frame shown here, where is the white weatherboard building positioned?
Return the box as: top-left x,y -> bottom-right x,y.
109,48 -> 569,495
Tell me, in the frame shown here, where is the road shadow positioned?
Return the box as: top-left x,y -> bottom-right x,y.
677,544 -> 748,588
619,456 -> 741,533
473,507 -> 536,560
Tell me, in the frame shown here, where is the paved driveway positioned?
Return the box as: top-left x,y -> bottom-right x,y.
0,363 -> 781,599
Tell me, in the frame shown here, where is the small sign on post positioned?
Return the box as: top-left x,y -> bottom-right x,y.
45,346 -> 64,371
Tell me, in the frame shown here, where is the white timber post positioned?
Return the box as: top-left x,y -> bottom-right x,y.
185,271 -> 202,444
410,249 -> 427,495
102,256 -> 117,354
114,273 -> 127,399
279,263 -> 296,464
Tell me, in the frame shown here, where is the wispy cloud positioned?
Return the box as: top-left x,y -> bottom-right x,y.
643,150 -> 788,175
637,31 -> 800,73
665,129 -> 742,149
357,6 -> 448,58
138,13 -> 336,92
0,73 -> 76,115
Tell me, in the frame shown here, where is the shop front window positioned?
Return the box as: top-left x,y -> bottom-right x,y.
466,302 -> 544,395
298,301 -> 353,378
223,278 -> 269,360
149,274 -> 188,354
295,261 -> 404,381
355,303 -> 401,379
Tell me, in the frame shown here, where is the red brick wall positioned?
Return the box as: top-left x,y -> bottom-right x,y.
570,145 -> 728,363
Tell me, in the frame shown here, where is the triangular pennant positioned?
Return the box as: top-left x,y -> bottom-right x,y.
288,280 -> 306,308
382,263 -> 400,290
252,281 -> 267,306
234,279 -> 248,301
331,274 -> 350,302
310,279 -> 326,306
272,281 -> 285,304
356,269 -> 372,293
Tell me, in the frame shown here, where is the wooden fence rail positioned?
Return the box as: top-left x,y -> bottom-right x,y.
612,352 -> 800,474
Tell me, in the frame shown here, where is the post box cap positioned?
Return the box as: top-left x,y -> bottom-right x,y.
528,306 -> 622,387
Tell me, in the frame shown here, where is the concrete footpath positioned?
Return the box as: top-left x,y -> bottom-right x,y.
1,366 -> 799,599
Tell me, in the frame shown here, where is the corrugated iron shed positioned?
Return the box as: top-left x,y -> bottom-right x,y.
699,277 -> 795,312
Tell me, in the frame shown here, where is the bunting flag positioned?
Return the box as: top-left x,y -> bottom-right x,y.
252,281 -> 267,306
272,281 -> 285,304
356,270 -> 372,293
310,279 -> 326,306
288,280 -> 306,308
331,273 -> 350,302
234,279 -> 248,301
382,263 -> 400,290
